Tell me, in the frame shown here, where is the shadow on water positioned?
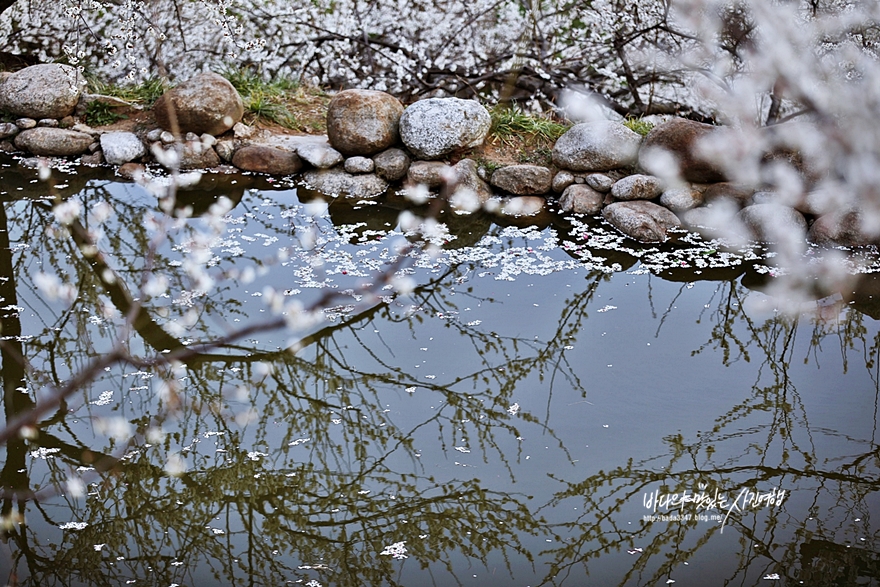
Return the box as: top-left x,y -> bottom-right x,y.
0,162 -> 879,585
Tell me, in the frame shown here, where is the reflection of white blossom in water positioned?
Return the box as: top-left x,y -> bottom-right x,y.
91,390 -> 114,406
380,541 -> 408,560
30,447 -> 61,459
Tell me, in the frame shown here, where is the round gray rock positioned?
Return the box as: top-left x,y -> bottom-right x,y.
302,168 -> 389,198
659,185 -> 704,212
174,140 -> 222,170
552,121 -> 642,171
558,184 -> 604,215
407,161 -> 452,188
373,148 -> 410,181
584,173 -> 615,193
639,118 -> 725,183
14,127 -> 93,157
232,145 -> 301,175
0,64 -> 83,119
610,174 -> 663,201
399,98 -> 491,160
153,72 -> 244,136
490,165 -> 552,195
737,203 -> 807,243
552,170 -> 575,193
100,131 -> 146,165
602,200 -> 682,243
703,182 -> 753,206
295,141 -> 344,169
0,122 -> 18,140
452,159 -> 493,205
808,210 -> 875,247
344,156 -> 375,174
326,89 -> 404,156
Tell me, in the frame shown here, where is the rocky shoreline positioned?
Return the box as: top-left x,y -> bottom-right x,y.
0,63 -> 866,248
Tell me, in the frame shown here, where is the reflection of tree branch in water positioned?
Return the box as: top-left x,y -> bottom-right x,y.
0,188 -> 572,584
534,278 -> 880,586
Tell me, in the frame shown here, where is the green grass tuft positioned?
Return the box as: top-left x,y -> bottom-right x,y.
489,104 -> 569,144
85,101 -> 128,126
623,117 -> 654,137
244,92 -> 297,127
474,157 -> 504,175
517,145 -> 553,166
222,67 -> 301,129
85,74 -> 169,106
222,67 -> 300,97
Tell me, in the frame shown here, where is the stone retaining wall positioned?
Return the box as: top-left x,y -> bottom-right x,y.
0,64 -> 864,247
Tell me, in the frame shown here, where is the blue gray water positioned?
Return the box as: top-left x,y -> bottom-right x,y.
0,163 -> 878,586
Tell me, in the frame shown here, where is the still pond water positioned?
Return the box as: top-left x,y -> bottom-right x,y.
1,160 -> 880,586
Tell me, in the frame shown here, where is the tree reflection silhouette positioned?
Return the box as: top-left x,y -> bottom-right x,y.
540,280 -> 880,587
0,166 -> 880,585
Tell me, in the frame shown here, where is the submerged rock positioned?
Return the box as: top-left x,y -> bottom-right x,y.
602,200 -> 682,242
500,196 -> 545,217
302,168 -> 389,198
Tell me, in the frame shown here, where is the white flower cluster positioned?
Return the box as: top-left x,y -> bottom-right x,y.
0,0 -> 689,109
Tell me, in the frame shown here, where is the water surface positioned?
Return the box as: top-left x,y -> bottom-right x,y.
0,162 -> 879,586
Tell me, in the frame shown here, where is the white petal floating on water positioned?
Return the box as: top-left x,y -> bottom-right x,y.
58,522 -> 88,530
